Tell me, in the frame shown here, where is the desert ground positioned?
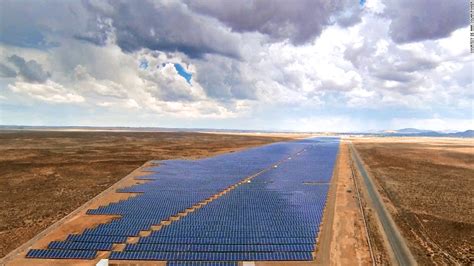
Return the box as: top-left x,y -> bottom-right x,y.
2,131 -> 471,265
0,130 -> 290,258
322,141 -> 372,265
352,137 -> 473,265
2,132 -> 374,265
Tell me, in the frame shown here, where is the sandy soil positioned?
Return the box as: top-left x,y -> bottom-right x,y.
0,131 -> 289,259
352,137 -> 473,265
328,141 -> 372,265
4,161 -> 154,266
1,132 -> 393,265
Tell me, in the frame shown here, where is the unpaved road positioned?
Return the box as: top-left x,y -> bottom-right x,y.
327,141 -> 372,265
352,137 -> 473,265
313,140 -> 372,266
350,142 -> 416,266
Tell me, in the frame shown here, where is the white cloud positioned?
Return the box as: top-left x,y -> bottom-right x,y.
8,80 -> 84,103
73,65 -> 128,98
0,0 -> 472,131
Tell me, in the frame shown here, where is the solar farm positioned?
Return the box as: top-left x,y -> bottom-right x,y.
19,137 -> 340,264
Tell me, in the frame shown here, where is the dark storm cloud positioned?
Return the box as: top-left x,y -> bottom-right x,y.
374,70 -> 416,83
7,55 -> 50,83
72,15 -> 113,46
0,63 -> 17,78
0,1 -> 97,50
0,1 -> 58,49
385,0 -> 468,43
186,0 -> 362,45
83,0 -> 242,58
0,0 -> 361,57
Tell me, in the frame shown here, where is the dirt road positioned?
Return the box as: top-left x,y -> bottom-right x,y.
315,141 -> 372,265
352,137 -> 473,264
350,142 -> 416,266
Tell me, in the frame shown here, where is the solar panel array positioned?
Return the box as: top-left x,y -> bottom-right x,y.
26,137 -> 339,263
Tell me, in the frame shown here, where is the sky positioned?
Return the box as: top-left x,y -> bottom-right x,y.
0,0 -> 472,132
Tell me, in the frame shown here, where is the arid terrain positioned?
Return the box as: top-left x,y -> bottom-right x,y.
324,141 -> 372,265
353,137 -> 473,265
2,132 -> 471,265
0,130 -> 289,258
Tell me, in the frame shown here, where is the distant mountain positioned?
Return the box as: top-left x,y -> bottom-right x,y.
394,128 -> 436,134
379,128 -> 473,138
447,130 -> 474,138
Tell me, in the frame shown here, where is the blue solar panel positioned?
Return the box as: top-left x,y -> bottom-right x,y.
48,241 -> 113,251
26,249 -> 97,259
26,137 -> 339,261
66,234 -> 127,243
167,262 -> 238,266
110,251 -> 313,261
138,237 -> 316,245
125,244 -> 314,252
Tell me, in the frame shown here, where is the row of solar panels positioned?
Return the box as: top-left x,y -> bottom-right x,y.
167,262 -> 237,266
125,243 -> 315,252
149,231 -> 318,238
138,237 -> 317,245
159,225 -> 319,231
26,249 -> 97,259
109,251 -> 314,261
79,224 -> 323,237
45,241 -> 315,252
79,230 -> 321,238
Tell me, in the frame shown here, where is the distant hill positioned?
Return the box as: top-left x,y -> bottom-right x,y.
380,129 -> 473,138
447,130 -> 474,138
1,125 -> 472,137
394,128 -> 436,134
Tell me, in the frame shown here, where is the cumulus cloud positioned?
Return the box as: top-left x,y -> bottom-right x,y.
0,0 -> 472,130
73,65 -> 128,98
140,62 -> 206,102
7,55 -> 51,83
8,81 -> 84,103
384,0 -> 468,43
0,63 -> 16,78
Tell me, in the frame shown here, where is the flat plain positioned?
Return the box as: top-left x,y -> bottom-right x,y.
353,137 -> 473,265
0,130 -> 289,258
3,131 -> 470,265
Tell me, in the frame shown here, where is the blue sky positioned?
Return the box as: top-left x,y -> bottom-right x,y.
0,0 -> 471,132
174,64 -> 192,84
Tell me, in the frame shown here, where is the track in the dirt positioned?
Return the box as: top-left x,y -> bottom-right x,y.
349,143 -> 416,266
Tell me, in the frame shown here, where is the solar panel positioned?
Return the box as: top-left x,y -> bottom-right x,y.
26,137 -> 339,262
125,243 -> 315,252
26,249 -> 97,259
48,241 -> 113,251
167,262 -> 238,266
109,251 -> 313,261
66,234 -> 127,243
